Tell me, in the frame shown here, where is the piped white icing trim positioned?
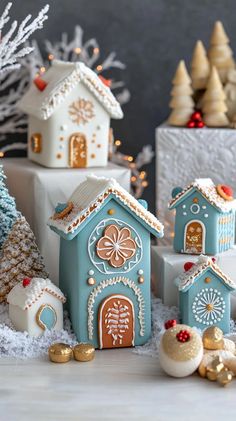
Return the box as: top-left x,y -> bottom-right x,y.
169,178 -> 236,213
18,60 -> 123,120
87,276 -> 145,340
7,278 -> 66,310
177,255 -> 236,291
48,175 -> 164,237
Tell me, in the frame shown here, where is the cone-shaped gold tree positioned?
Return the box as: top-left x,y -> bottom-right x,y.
202,66 -> 229,127
208,21 -> 235,84
168,60 -> 194,126
224,69 -> 236,121
191,40 -> 210,90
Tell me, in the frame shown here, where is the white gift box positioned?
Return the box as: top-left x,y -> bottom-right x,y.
156,123 -> 236,244
3,158 -> 131,283
151,245 -> 236,317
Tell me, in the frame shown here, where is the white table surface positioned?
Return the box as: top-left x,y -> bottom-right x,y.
1,349 -> 235,421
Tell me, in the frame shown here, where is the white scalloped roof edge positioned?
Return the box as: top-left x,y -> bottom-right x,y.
7,278 -> 66,310
48,175 -> 164,237
169,178 -> 236,212
18,60 -> 123,120
178,255 -> 236,291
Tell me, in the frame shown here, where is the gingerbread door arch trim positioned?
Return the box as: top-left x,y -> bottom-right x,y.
69,132 -> 87,168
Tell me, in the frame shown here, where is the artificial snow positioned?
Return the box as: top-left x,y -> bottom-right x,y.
0,297 -> 235,359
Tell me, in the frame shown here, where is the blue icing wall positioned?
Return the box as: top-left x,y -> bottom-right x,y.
59,197 -> 152,348
179,267 -> 232,334
172,188 -> 235,255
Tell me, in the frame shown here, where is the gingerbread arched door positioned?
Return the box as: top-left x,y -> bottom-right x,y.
184,220 -> 205,254
98,294 -> 135,349
69,133 -> 87,168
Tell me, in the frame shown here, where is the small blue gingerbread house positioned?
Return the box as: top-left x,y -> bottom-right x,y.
169,179 -> 236,255
176,255 -> 236,334
48,175 -> 164,349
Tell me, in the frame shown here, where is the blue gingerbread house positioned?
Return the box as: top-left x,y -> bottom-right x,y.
176,255 -> 236,333
48,175 -> 164,349
169,179 -> 236,255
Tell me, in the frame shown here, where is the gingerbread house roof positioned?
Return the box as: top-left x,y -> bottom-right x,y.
169,178 -> 236,213
18,60 -> 123,120
177,255 -> 236,292
48,175 -> 164,239
7,277 -> 66,310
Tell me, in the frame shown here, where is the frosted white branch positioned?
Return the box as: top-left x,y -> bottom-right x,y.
0,2 -> 49,74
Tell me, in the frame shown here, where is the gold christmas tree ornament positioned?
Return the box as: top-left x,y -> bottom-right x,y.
48,343 -> 73,363
202,326 -> 224,350
202,66 -> 229,127
208,21 -> 235,84
73,343 -> 95,362
168,60 -> 194,126
191,40 -> 210,90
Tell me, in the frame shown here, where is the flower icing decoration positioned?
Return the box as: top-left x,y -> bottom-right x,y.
96,225 -> 136,268
192,288 -> 226,326
69,98 -> 95,125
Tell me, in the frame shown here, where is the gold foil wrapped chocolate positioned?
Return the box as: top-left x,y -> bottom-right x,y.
73,343 -> 95,362
49,343 -> 73,363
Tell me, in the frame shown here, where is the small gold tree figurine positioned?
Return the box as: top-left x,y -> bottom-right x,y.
168,60 -> 194,126
202,66 -> 229,127
208,21 -> 235,84
191,40 -> 210,90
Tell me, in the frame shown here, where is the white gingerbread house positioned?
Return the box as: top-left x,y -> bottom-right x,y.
7,277 -> 66,337
18,60 -> 123,168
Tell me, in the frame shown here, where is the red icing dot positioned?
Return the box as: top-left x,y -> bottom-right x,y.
99,75 -> 112,88
164,319 -> 177,330
176,329 -> 191,342
22,278 -> 31,288
34,77 -> 48,92
221,185 -> 233,197
212,257 -> 216,263
187,120 -> 196,128
191,111 -> 202,121
184,262 -> 195,272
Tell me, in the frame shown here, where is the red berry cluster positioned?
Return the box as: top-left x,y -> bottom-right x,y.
187,111 -> 205,128
164,319 -> 177,330
22,277 -> 31,288
184,261 -> 194,272
176,330 -> 191,343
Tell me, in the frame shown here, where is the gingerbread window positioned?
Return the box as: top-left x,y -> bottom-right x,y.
31,133 -> 42,153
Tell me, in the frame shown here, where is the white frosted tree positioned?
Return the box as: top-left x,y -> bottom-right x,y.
208,21 -> 235,84
168,60 -> 194,126
202,66 -> 229,127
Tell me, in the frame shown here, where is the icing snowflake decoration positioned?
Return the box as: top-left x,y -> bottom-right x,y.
192,288 -> 226,326
68,98 -> 95,125
105,299 -> 130,346
96,224 -> 136,268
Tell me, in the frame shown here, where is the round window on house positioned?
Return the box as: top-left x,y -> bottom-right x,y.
190,203 -> 200,214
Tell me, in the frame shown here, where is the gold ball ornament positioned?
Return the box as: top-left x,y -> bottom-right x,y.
48,343 -> 73,363
73,343 -> 95,362
159,324 -> 203,377
202,326 -> 224,350
217,368 -> 233,386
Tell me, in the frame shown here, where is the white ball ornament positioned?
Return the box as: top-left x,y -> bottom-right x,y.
159,321 -> 203,378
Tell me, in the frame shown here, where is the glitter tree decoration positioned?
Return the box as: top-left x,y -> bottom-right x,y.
0,164 -> 18,249
0,164 -> 48,301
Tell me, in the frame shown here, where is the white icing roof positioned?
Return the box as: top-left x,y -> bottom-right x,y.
177,255 -> 236,292
7,278 -> 66,310
18,60 -> 123,120
48,175 -> 164,237
169,178 -> 236,213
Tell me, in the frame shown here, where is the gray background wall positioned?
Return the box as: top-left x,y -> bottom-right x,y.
3,0 -> 236,212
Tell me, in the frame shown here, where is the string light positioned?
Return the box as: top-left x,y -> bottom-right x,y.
0,152 -> 4,158
141,181 -> 148,187
48,53 -> 54,61
40,66 -> 46,73
93,47 -> 100,54
96,65 -> 103,72
115,140 -> 121,147
74,47 -> 81,54
131,176 -> 137,182
127,156 -> 133,162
